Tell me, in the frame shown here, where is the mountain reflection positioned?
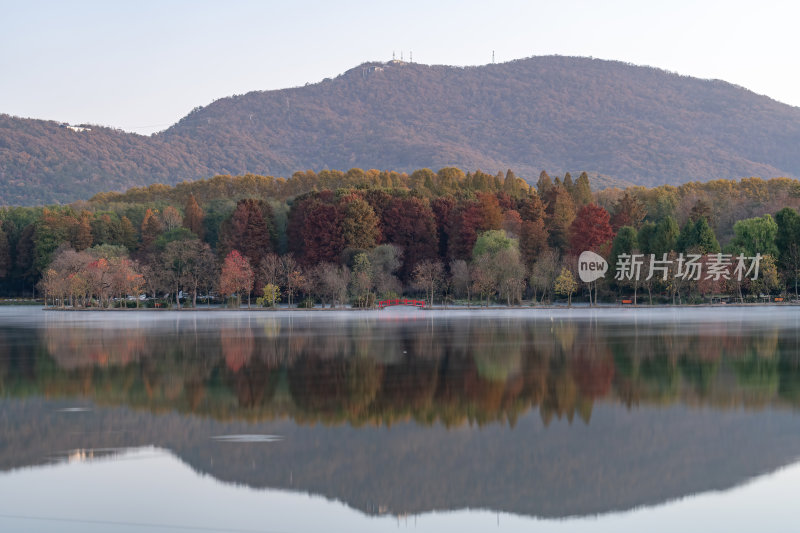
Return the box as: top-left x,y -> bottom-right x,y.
4,310 -> 800,521
2,312 -> 799,425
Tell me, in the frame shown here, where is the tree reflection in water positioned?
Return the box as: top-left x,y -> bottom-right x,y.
0,312 -> 797,426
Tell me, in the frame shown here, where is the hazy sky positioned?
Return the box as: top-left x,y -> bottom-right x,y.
2,0 -> 798,135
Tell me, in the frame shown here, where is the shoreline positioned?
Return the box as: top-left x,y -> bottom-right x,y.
40,302 -> 800,312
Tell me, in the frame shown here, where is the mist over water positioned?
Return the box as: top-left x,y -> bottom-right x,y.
1,306 -> 800,531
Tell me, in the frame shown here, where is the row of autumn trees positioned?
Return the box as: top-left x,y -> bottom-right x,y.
2,166 -> 800,306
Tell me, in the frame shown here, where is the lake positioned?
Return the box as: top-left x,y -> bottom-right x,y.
1,306 -> 800,532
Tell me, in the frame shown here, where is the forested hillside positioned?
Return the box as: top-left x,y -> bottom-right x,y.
0,115 -> 216,204
3,56 -> 800,205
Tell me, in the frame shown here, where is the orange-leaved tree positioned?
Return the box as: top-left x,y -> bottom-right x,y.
220,250 -> 254,308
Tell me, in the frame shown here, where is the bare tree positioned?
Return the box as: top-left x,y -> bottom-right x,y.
199,255 -> 219,307
639,255 -> 663,306
140,259 -> 168,303
281,254 -> 302,307
108,258 -> 144,308
47,246 -> 92,307
496,248 -> 526,305
186,242 -> 215,308
530,250 -> 559,303
783,243 -> 800,299
666,251 -> 686,304
314,262 -> 351,308
160,206 -> 183,231
162,239 -> 195,309
349,252 -> 373,307
368,244 -> 402,298
472,254 -> 496,307
39,268 -> 66,308
258,253 -> 283,306
450,259 -> 473,307
412,259 -> 444,307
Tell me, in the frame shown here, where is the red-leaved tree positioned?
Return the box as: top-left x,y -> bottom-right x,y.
381,196 -> 439,281
219,250 -> 254,308
219,199 -> 273,269
569,203 -> 615,255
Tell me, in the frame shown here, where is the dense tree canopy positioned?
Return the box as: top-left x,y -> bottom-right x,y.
4,169 -> 800,306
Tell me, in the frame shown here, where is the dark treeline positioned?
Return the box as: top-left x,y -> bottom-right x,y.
3,317 -> 800,426
2,167 -> 800,306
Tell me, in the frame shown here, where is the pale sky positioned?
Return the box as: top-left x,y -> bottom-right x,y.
2,0 -> 798,135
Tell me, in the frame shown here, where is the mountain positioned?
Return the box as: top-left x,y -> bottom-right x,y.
3,56 -> 800,205
4,398 -> 800,520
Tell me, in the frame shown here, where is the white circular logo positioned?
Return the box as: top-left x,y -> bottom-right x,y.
578,251 -> 608,283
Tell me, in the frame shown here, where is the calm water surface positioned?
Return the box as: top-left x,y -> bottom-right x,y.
1,306 -> 800,532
